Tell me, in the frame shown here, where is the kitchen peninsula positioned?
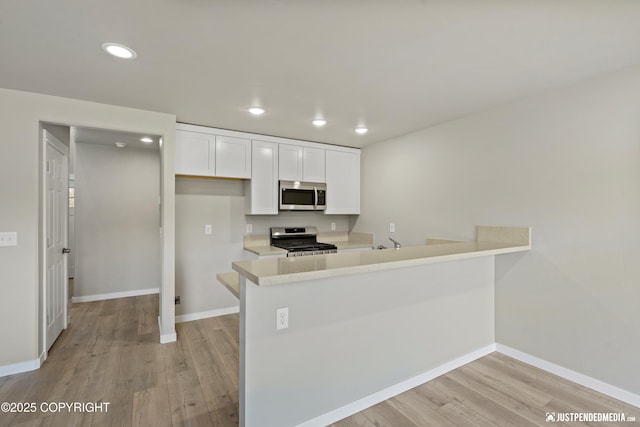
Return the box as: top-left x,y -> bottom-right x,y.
233,226 -> 531,427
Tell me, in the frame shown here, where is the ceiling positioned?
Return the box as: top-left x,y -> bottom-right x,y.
2,1 -> 640,148
74,127 -> 159,150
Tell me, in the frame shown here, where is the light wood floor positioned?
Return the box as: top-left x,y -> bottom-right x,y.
0,295 -> 637,426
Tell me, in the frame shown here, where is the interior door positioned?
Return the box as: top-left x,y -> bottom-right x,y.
44,129 -> 69,351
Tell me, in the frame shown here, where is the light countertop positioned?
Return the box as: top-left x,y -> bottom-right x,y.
233,226 -> 530,286
243,245 -> 288,256
216,272 -> 240,298
243,231 -> 374,256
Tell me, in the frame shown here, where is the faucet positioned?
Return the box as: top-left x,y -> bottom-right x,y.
389,237 -> 401,249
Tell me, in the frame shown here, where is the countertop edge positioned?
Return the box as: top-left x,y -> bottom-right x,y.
243,245 -> 288,256
244,234 -> 374,255
233,242 -> 530,286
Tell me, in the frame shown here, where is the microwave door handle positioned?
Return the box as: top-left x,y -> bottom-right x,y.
313,186 -> 318,209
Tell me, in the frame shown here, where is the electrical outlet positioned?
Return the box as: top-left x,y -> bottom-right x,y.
204,224 -> 212,235
246,224 -> 253,233
174,296 -> 181,305
331,222 -> 336,231
390,223 -> 395,233
0,232 -> 17,247
276,307 -> 289,330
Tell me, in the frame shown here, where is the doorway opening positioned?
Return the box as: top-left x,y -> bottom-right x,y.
40,123 -> 163,359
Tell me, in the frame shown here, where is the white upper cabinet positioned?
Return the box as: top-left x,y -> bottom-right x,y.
175,130 -> 215,176
279,144 -> 325,182
245,140 -> 279,215
215,135 -> 251,179
175,126 -> 251,179
278,144 -> 303,181
175,123 -> 360,215
325,149 -> 360,215
302,147 -> 325,182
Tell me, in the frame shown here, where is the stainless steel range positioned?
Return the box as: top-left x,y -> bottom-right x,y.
270,226 -> 337,257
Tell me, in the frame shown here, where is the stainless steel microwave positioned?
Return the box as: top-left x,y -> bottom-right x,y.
279,181 -> 327,211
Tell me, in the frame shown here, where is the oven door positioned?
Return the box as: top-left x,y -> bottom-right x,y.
279,181 -> 326,211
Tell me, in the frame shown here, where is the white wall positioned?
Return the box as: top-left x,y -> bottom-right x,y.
355,65 -> 640,395
0,88 -> 175,370
175,177 -> 350,317
74,143 -> 160,298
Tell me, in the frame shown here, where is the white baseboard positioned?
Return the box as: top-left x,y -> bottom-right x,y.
298,343 -> 497,427
160,332 -> 177,344
496,344 -> 640,408
72,287 -> 159,303
158,316 -> 177,344
175,305 -> 240,323
0,358 -> 41,378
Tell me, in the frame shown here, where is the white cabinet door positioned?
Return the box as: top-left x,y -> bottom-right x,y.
279,144 -> 303,181
302,146 -> 325,182
175,130 -> 215,176
245,140 -> 279,214
216,135 -> 251,179
325,150 -> 360,214
279,143 -> 325,182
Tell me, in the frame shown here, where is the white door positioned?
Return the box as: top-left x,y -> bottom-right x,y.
44,130 -> 69,351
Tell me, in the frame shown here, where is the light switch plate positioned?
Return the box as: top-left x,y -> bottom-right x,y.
246,224 -> 253,233
204,225 -> 212,235
0,232 -> 17,247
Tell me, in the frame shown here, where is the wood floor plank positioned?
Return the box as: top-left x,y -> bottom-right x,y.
162,336 -> 192,377
165,369 -> 215,427
436,399 -> 497,427
447,366 -> 550,425
387,388 -> 469,427
359,401 -> 417,427
459,361 -> 553,408
331,411 -> 380,427
202,329 -> 239,390
480,353 -> 639,415
132,386 -> 172,427
434,375 -> 538,427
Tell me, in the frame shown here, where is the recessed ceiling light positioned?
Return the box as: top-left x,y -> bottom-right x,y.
248,107 -> 265,115
115,142 -> 127,148
355,127 -> 368,135
101,43 -> 137,59
140,137 -> 153,143
312,119 -> 327,127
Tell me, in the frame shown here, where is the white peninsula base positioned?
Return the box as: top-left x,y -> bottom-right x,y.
235,226 -> 531,426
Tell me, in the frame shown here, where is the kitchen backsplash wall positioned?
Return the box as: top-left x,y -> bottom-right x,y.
175,177 -> 350,317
